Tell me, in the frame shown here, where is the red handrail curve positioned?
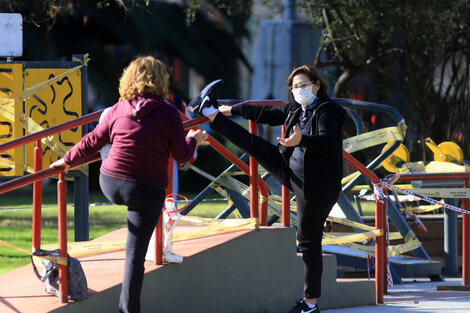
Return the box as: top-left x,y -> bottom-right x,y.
0,110 -> 104,153
0,101 -> 289,300
177,109 -> 274,226
0,100 -> 394,304
343,150 -> 387,304
0,153 -> 101,195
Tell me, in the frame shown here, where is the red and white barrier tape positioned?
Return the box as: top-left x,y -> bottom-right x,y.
374,174 -> 470,215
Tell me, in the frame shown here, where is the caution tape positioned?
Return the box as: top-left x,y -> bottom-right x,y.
18,54 -> 89,104
0,239 -> 67,265
0,55 -> 89,171
0,102 -> 67,157
327,216 -> 376,232
337,238 -> 422,257
38,217 -> 257,258
405,188 -> 470,199
401,204 -> 442,214
343,125 -> 404,154
0,158 -> 35,173
375,174 -> 470,215
324,231 -> 402,241
322,230 -> 382,245
400,161 -> 470,174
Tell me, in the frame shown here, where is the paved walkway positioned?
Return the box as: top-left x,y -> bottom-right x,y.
324,277 -> 470,313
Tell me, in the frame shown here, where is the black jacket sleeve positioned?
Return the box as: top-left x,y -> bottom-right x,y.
231,103 -> 289,126
299,104 -> 344,154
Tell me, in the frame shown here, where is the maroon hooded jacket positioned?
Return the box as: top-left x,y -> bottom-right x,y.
64,95 -> 196,190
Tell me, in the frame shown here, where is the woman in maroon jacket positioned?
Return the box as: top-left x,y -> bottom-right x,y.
51,56 -> 207,313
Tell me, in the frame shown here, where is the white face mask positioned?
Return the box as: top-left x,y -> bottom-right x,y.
292,85 -> 315,107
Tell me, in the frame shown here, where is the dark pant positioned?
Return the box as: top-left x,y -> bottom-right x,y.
210,113 -> 339,298
99,174 -> 166,313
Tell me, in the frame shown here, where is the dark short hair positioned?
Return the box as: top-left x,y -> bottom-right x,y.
287,65 -> 328,96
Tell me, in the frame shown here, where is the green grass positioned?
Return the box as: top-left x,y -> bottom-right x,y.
0,182 -> 375,275
0,192 -> 230,275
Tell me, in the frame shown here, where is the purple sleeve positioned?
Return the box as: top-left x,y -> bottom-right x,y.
64,114 -> 111,165
168,108 -> 197,163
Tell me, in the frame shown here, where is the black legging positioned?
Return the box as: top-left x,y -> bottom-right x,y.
99,173 -> 166,313
210,113 -> 338,299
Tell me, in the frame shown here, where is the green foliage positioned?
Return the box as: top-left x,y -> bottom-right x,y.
0,200 -> 230,274
297,0 -> 470,158
2,0 -> 251,102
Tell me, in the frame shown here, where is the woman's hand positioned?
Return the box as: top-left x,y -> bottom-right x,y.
49,158 -> 71,173
277,126 -> 302,147
218,105 -> 232,116
187,128 -> 209,146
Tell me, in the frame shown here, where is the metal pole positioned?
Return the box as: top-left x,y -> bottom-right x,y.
281,125 -> 290,227
32,140 -> 42,250
74,53 -> 90,242
156,158 -> 172,265
444,204 -> 458,276
463,178 -> 470,285
375,192 -> 386,304
249,121 -> 260,222
57,172 -> 68,302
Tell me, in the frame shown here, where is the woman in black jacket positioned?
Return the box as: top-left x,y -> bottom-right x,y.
189,65 -> 346,313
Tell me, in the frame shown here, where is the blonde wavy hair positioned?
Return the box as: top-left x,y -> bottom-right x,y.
118,56 -> 170,101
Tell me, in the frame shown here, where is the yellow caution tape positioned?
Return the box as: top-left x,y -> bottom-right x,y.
387,239 -> 422,257
401,204 -> 442,214
350,184 -> 414,191
326,216 -> 376,232
324,231 -> 402,241
404,230 -> 415,243
337,238 -> 422,257
39,217 -> 257,258
18,55 -> 89,103
41,239 -> 126,259
343,126 -> 404,154
0,158 -> 34,173
0,239 -> 67,265
322,229 -> 382,245
0,55 -> 89,173
341,171 -> 361,185
400,161 -> 470,174
172,217 -> 258,242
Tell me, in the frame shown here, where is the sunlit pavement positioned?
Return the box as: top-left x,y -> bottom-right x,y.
324,277 -> 470,313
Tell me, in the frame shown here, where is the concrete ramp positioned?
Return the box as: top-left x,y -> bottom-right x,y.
0,226 -> 375,313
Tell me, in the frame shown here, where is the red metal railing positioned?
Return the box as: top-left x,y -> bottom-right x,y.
9,98 -> 444,305
343,151 -> 387,304
0,101 -> 290,301
0,152 -> 100,301
395,173 -> 470,286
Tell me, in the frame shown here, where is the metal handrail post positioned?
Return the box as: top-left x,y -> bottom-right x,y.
342,151 -> 384,303
32,140 -> 43,250
57,172 -> 68,303
155,158 -> 173,265
375,189 -> 387,302
281,125 -> 290,227
248,121 -> 260,222
464,178 -> 470,285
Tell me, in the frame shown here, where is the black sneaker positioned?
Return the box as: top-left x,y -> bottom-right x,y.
187,79 -> 223,116
288,299 -> 320,313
